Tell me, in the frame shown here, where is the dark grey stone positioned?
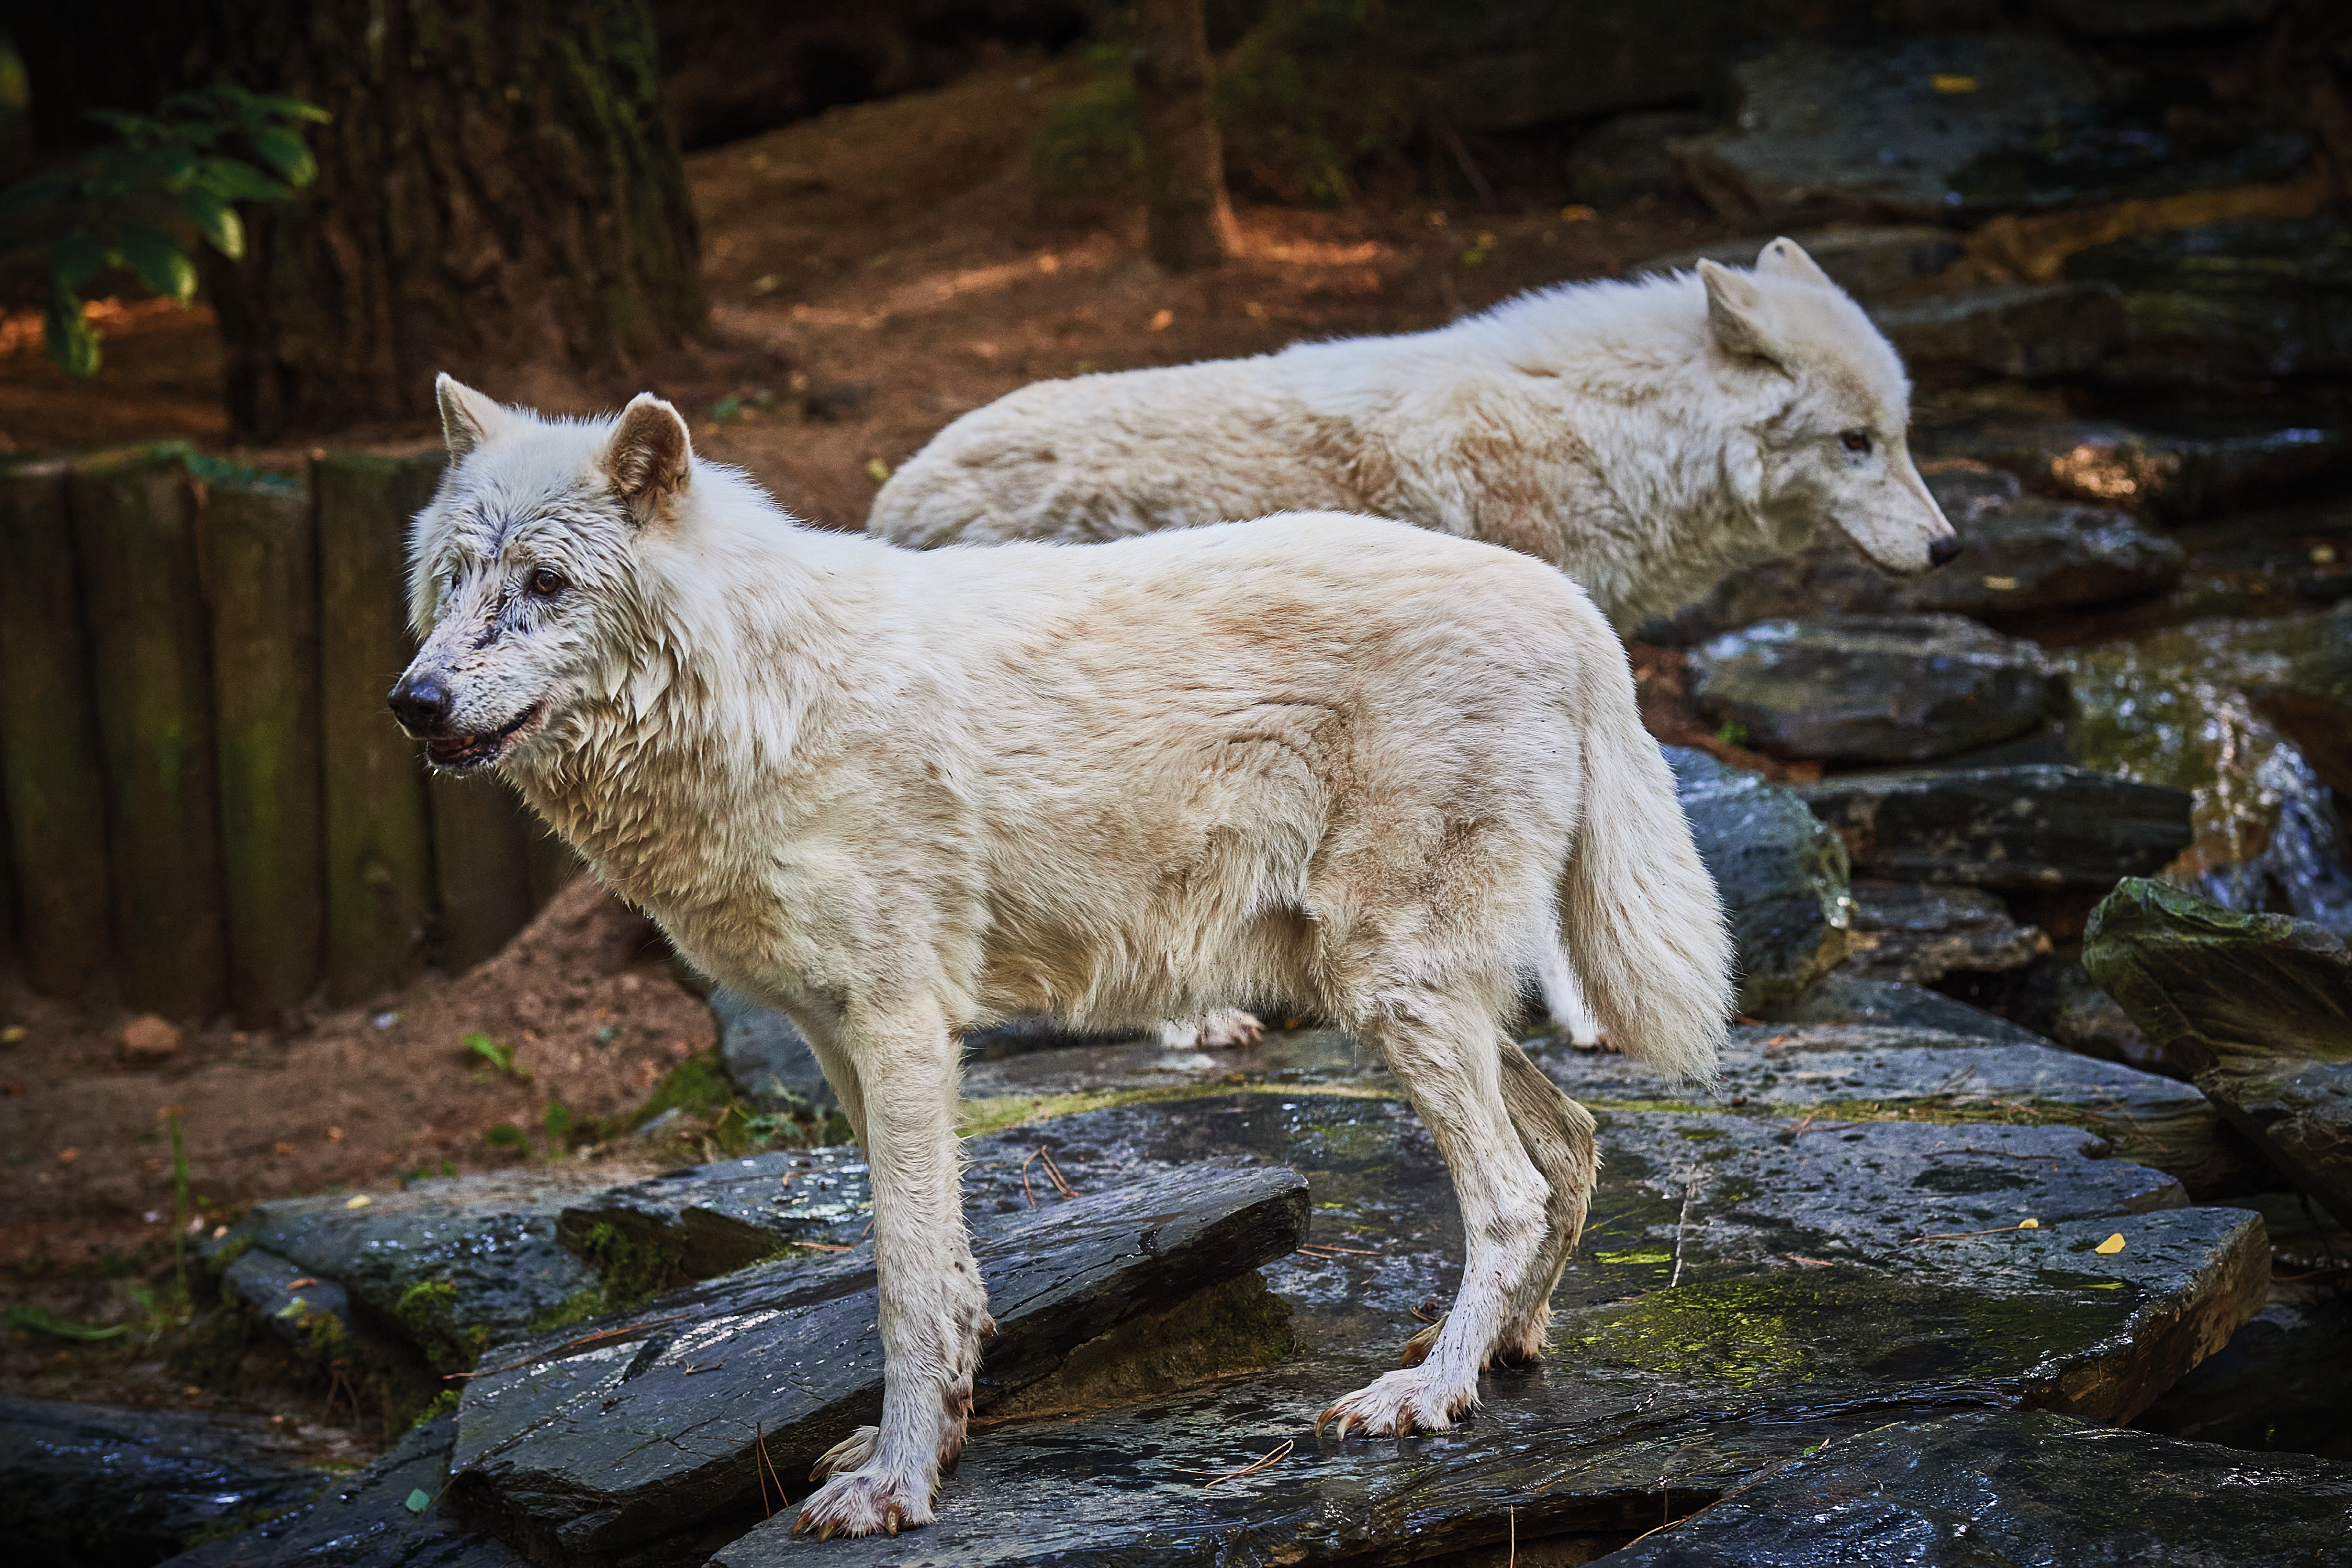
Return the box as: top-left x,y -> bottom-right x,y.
1585,1409 -> 2352,1567
1794,764 -> 2195,888
447,1161 -> 1311,1564
696,1090 -> 2263,1568
2249,606 -> 2352,798
2066,216 -> 2352,389
1838,880 -> 2048,985
1670,34 -> 2308,225
710,985 -> 835,1113
1687,617 -> 2063,764
1566,112 -> 1716,207
555,1143 -> 877,1290
2135,1289 -> 2352,1461
1757,973 -> 2056,1047
2085,878 -> 2352,1227
1872,282 -> 2128,380
1666,747 -> 1854,1011
158,1414 -> 524,1568
2041,0 -> 2278,31
220,1245 -> 359,1352
1920,416 -> 2348,525
1,1396 -> 326,1568
1632,227 -> 1964,299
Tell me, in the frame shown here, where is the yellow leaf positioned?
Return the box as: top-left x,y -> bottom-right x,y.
1560,205 -> 1596,223
865,458 -> 892,484
344,1194 -> 373,1210
2017,1218 -> 2039,1229
2094,1232 -> 2125,1255
1983,575 -> 2019,591
1933,74 -> 1980,93
1148,308 -> 1174,332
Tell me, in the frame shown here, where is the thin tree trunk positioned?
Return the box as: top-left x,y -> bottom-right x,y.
184,0 -> 705,439
1132,0 -> 1235,273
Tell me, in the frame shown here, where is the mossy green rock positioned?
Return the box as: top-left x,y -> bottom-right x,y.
1592,1409 -> 2352,1567
1667,747 -> 1854,1010
2086,878 -> 2352,1226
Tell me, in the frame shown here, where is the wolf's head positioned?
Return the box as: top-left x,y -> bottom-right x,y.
388,377 -> 694,772
1697,240 -> 1957,575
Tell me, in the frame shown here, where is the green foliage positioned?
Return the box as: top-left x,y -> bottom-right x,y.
464,1032 -> 530,1082
544,1101 -> 572,1155
574,1220 -> 678,1312
393,1278 -> 487,1373
483,1122 -> 528,1152
1031,2 -> 1427,207
1713,721 -> 1751,749
632,1050 -> 739,1125
4,1304 -> 128,1341
411,1388 -> 461,1427
0,82 -> 327,377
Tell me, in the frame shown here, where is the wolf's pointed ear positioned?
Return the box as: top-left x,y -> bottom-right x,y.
437,375 -> 514,461
1755,237 -> 1838,292
1697,259 -> 1785,370
603,393 -> 692,522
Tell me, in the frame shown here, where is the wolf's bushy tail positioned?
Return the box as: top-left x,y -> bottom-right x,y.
1558,674 -> 1732,1083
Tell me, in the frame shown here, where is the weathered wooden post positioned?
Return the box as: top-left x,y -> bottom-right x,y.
427,770 -> 538,971
0,457 -> 113,999
201,464 -> 325,1024
70,445 -> 229,1019
315,451 -> 441,1004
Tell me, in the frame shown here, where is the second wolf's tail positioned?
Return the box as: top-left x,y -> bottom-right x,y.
1556,669 -> 1732,1082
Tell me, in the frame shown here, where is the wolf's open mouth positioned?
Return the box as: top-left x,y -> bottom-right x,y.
425,705 -> 540,769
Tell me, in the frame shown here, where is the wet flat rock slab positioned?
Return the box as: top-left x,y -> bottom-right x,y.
1590,1410 -> 2352,1567
679,1093 -> 2263,1568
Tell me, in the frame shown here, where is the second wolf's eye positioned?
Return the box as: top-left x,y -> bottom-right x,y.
528,565 -> 567,598
1840,429 -> 1873,454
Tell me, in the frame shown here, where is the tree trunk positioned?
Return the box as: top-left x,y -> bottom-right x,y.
1132,0 -> 1235,274
183,0 -> 705,439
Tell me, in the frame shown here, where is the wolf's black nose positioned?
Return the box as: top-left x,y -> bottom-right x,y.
389,677 -> 451,735
1928,534 -> 1962,567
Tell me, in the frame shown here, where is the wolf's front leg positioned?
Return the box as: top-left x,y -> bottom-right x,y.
793,1012 -> 990,1540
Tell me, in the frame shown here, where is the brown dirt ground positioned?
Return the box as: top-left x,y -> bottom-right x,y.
0,51 -> 1765,1426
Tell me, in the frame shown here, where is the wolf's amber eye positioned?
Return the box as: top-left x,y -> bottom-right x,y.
528,565 -> 567,597
1840,429 -> 1873,454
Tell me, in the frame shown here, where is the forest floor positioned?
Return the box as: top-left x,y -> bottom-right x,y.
0,50 -> 1780,1424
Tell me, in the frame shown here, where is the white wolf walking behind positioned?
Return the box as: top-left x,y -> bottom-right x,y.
392,378 -> 1733,1540
870,236 -> 1953,1044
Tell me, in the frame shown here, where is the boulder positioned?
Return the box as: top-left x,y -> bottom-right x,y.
2085,878 -> 2352,1226
1588,1410 -> 2352,1567
1665,747 -> 1854,1010
158,1412 -> 522,1568
446,1161 -> 1311,1564
1539,1020 -> 2251,1196
554,1143 -> 876,1297
693,1091 -> 2264,1568
1643,471 -> 2184,642
2248,607 -> 2352,797
1996,949 -> 2167,1073
1,1396 -> 326,1568
1669,34 -> 2308,225
1795,764 -> 2194,887
1921,416 -> 2347,524
2065,216 -> 2352,388
1838,879 -> 2049,985
1633,226 -> 1963,298
2135,1279 -> 2352,1460
1686,616 -> 2063,764
1757,972 -> 2057,1046
1872,281 -> 2127,380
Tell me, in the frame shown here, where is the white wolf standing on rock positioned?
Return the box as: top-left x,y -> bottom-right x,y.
392,378 -> 1732,1540
871,236 -> 1955,1046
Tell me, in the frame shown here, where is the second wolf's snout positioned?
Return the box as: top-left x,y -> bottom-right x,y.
387,674 -> 452,735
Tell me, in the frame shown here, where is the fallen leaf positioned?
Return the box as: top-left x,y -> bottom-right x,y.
55,1147 -> 78,1164
1148,308 -> 1174,331
286,1278 -> 317,1289
2094,1232 -> 2126,1255
865,457 -> 892,484
1933,74 -> 1980,93
405,1489 -> 431,1514
0,1025 -> 24,1045
273,1141 -> 296,1156
2018,1218 -> 2039,1229
327,1127 -> 344,1142
344,1194 -> 373,1210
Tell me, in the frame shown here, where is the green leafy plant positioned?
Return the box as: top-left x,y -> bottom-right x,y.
483,1123 -> 528,1152
464,1032 -> 530,1082
0,82 -> 327,377
4,1303 -> 128,1341
543,1101 -> 572,1156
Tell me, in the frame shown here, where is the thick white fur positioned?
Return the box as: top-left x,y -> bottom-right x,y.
871,238 -> 1953,632
399,382 -> 1731,1537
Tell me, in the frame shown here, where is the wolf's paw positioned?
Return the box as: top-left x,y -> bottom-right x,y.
791,1465 -> 932,1541
808,1426 -> 878,1484
1200,1008 -> 1265,1048
1315,1367 -> 1471,1440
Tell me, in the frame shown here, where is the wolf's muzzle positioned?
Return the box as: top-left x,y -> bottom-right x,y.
388,676 -> 452,736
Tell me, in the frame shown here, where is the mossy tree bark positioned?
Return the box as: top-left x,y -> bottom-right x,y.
182,0 -> 705,439
1133,0 -> 1235,274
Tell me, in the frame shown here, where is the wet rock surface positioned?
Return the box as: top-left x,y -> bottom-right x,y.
159,1413 -> 523,1568
698,1089 -> 2263,1567
1687,617 -> 2063,764
1874,282 -> 2128,381
2136,1287 -> 2352,1462
1665,747 -> 1853,1009
447,1160 -> 1310,1564
1837,880 -> 2048,985
710,986 -> 835,1113
3,1395 -> 328,1568
1796,764 -> 2194,888
2065,216 -> 2352,389
1922,416 -> 2347,524
1587,1409 -> 2352,1567
2086,878 -> 2352,1226
1755,973 -> 2056,1047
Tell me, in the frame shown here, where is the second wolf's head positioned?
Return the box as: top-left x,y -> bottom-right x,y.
388,377 -> 707,774
1694,240 -> 1957,576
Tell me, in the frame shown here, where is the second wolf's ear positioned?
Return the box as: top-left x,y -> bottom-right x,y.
437,375 -> 514,461
604,393 -> 693,522
1755,237 -> 1838,292
1697,259 -> 1786,370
